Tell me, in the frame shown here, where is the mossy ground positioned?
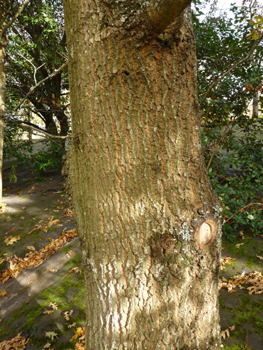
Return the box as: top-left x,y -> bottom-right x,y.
220,232 -> 263,349
0,268 -> 86,349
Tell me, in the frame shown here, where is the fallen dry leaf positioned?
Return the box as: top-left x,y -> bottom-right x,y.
27,226 -> 41,235
236,243 -> 244,249
75,343 -> 85,350
66,267 -> 82,276
221,256 -> 235,270
221,325 -> 235,339
66,251 -> 76,259
45,331 -> 58,341
64,208 -> 74,217
68,322 -> 76,328
0,290 -> 7,297
0,228 -> 77,284
70,327 -> 85,342
27,246 -> 35,251
43,310 -> 55,315
64,310 -> 74,321
5,227 -> 16,235
220,271 -> 263,295
28,186 -> 38,193
8,259 -> 16,270
49,302 -> 58,310
0,332 -> 29,350
22,206 -> 27,210
256,255 -> 263,260
4,235 -> 21,246
20,216 -> 25,220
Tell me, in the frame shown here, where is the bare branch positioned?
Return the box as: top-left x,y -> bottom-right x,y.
15,61 -> 68,112
225,202 -> 263,223
200,33 -> 263,105
2,0 -> 31,37
8,119 -> 71,140
16,52 -> 46,85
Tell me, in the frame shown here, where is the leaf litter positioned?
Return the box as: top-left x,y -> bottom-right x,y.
0,229 -> 77,284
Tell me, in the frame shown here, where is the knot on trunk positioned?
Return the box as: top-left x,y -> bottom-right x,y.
148,232 -> 178,258
195,220 -> 217,249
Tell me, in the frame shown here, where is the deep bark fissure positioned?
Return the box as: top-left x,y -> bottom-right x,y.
63,1 -> 222,349
0,32 -> 6,204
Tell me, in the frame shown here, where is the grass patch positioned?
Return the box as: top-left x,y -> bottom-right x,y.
47,227 -> 58,233
58,245 -> 71,253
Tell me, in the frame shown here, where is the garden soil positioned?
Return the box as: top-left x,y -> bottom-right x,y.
0,160 -> 263,349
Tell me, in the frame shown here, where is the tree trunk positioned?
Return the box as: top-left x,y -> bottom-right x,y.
63,1 -> 222,349
0,30 -> 7,204
252,91 -> 258,117
0,0 -> 30,203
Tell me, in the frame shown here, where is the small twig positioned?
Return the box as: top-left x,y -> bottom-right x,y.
15,61 -> 68,112
225,203 -> 263,223
201,104 -> 212,131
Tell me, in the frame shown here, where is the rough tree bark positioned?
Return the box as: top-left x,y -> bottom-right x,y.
63,0 -> 222,349
252,91 -> 258,117
0,31 -> 5,204
0,3 -> 7,204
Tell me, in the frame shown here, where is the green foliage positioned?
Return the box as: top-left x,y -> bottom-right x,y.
193,3 -> 263,127
4,123 -> 33,160
222,345 -> 252,350
9,165 -> 17,183
204,121 -> 263,241
25,140 -> 65,178
195,1 -> 263,241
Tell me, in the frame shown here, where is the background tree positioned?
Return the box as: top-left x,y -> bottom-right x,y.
63,0 -> 222,349
6,0 -> 69,138
1,0 -> 69,182
193,2 -> 263,128
0,0 -> 30,204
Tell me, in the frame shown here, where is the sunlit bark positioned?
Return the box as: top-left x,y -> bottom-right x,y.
0,11 -> 7,204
